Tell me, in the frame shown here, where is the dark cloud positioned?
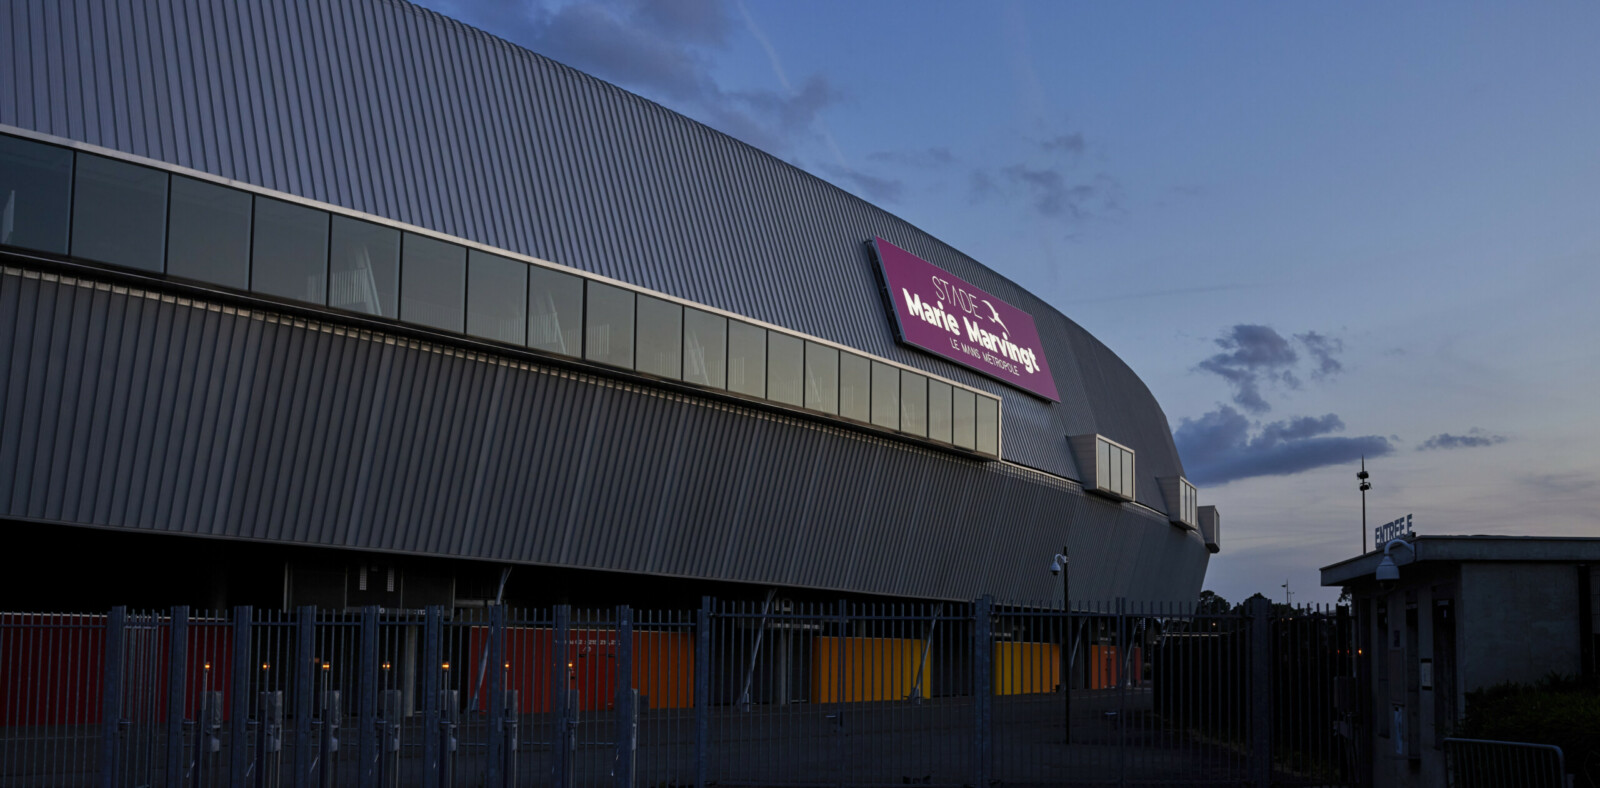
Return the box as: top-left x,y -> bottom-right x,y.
1195,325 -> 1349,413
1416,429 -> 1507,451
1296,331 -> 1343,379
414,0 -> 835,156
1040,133 -> 1085,155
1196,325 -> 1300,414
1173,406 -> 1394,486
818,165 -> 904,203
866,147 -> 955,168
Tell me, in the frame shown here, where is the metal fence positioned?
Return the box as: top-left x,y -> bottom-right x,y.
0,598 -> 1358,787
1445,738 -> 1568,788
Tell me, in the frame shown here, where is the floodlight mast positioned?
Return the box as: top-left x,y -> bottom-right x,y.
1358,457 -> 1372,553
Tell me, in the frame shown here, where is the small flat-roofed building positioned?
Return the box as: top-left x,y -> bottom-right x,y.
1322,535 -> 1600,788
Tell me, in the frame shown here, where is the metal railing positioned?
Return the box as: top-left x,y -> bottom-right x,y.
1445,738 -> 1568,788
0,598 -> 1358,787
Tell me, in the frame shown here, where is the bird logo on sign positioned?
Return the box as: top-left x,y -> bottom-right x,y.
982,299 -> 1009,339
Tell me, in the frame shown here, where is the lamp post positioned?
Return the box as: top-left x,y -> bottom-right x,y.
1358,457 -> 1372,553
1050,549 -> 1071,744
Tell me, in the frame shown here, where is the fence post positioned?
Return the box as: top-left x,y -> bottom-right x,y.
1247,597 -> 1272,788
616,605 -> 634,788
1118,597 -> 1128,787
165,606 -> 189,788
553,604 -> 572,788
358,606 -> 379,788
422,606 -> 441,787
292,607 -> 314,788
99,606 -> 126,788
695,597 -> 712,788
488,604 -> 506,788
230,606 -> 253,787
973,596 -> 992,788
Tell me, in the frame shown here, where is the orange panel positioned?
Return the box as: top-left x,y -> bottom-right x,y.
631,630 -> 695,710
811,637 -> 929,704
993,641 -> 1061,695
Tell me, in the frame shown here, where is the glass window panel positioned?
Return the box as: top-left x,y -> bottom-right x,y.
0,135 -> 73,254
683,308 -> 726,388
976,395 -> 999,456
804,342 -> 839,415
871,361 -> 900,430
1105,443 -> 1121,493
466,250 -> 527,344
1097,439 -> 1111,490
899,372 -> 928,437
167,176 -> 251,288
635,295 -> 683,379
251,197 -> 329,303
584,281 -> 636,368
527,265 -> 583,356
767,332 -> 803,407
727,321 -> 766,397
952,387 -> 976,450
329,216 -> 399,319
838,352 -> 870,422
1122,448 -> 1135,497
399,233 -> 466,332
927,380 -> 953,444
71,154 -> 166,271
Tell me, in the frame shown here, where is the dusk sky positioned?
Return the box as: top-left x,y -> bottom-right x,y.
413,0 -> 1600,605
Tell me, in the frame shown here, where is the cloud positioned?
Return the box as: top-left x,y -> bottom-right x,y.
1196,325 -> 1300,414
1416,429 -> 1507,451
728,73 -> 841,133
968,164 -> 1119,221
866,147 -> 955,168
1195,325 -> 1349,414
415,0 -> 837,157
818,164 -> 904,203
1296,331 -> 1343,379
1173,405 -> 1393,486
633,0 -> 731,43
1520,472 -> 1598,496
1040,133 -> 1085,155
969,170 -> 998,201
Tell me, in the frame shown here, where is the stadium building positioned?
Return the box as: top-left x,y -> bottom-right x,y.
0,0 -> 1217,613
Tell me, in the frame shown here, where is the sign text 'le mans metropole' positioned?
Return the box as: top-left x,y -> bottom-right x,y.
871,237 -> 1059,401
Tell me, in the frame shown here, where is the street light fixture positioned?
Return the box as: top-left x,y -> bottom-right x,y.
1049,550 -> 1071,744
1376,538 -> 1415,588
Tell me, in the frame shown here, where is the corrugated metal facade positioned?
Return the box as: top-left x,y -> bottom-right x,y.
0,0 -> 1210,601
0,268 -> 1206,602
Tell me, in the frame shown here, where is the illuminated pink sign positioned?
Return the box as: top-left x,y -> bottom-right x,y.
871,237 -> 1059,401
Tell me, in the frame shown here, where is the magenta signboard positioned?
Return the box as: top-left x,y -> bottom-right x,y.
871,237 -> 1059,401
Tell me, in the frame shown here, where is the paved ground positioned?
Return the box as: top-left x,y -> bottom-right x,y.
0,690 -> 1329,787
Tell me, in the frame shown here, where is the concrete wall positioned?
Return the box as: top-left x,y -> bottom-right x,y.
1458,563 -> 1580,692
1366,567 -> 1454,788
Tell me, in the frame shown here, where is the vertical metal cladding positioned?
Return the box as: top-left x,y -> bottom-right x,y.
0,268 -> 1204,602
0,0 -> 1185,505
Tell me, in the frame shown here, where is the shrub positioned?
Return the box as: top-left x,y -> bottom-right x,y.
1458,674 -> 1600,788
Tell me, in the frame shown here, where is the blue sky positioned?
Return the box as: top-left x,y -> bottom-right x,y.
413,0 -> 1600,605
